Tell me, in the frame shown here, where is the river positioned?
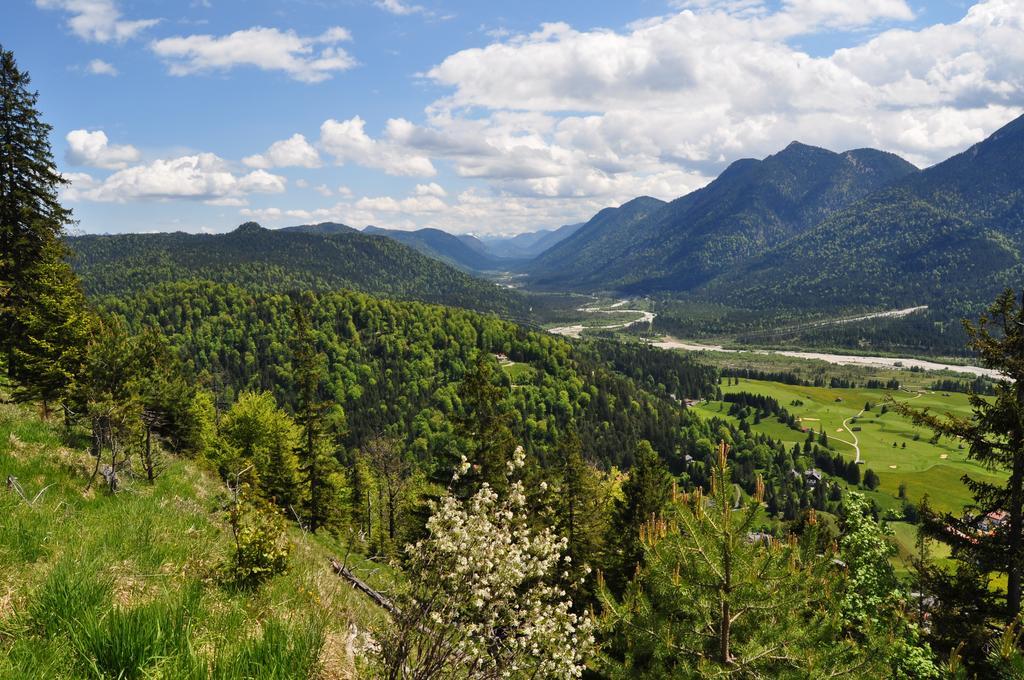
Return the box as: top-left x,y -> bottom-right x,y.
548,300 -> 999,379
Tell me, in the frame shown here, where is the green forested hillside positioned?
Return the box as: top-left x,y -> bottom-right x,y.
527,143 -> 916,291
67,222 -> 529,317
526,196 -> 667,288
702,113 -> 1024,313
361,225 -> 514,272
99,280 -> 718,472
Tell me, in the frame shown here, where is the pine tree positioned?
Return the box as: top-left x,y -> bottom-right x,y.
290,294 -> 342,532
893,289 -> 1024,620
0,46 -> 86,402
604,439 -> 671,591
599,442 -> 871,677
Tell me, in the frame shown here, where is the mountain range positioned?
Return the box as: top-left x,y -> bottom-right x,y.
526,112 -> 1024,315
69,111 -> 1024,325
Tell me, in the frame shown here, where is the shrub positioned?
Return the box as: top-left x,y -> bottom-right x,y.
226,502 -> 291,589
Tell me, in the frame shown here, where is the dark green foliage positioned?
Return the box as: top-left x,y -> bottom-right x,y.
67,221 -> 530,317
599,445 -> 872,677
97,280 -> 717,474
0,46 -> 87,404
527,196 -> 667,289
605,440 -> 672,590
703,114 -> 1024,314
894,289 -> 1024,621
450,354 -> 517,496
290,293 -> 342,532
863,468 -> 880,490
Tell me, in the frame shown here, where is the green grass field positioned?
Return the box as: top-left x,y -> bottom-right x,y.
0,402 -> 389,679
694,377 -> 999,514
692,378 -> 1003,568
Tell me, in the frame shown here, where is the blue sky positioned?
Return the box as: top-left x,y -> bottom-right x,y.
4,0 -> 1021,235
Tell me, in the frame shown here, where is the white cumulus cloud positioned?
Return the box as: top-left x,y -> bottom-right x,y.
66,153 -> 286,203
319,116 -> 436,176
150,26 -> 355,83
36,0 -> 158,43
376,0 -> 425,16
243,133 -> 322,168
65,129 -> 141,169
86,58 -> 118,75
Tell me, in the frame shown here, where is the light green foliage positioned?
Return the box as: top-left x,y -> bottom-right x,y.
227,497 -> 292,590
218,390 -> 302,509
839,493 -> 939,679
599,443 -> 871,678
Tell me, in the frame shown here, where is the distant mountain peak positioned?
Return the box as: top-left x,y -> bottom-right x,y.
233,222 -> 266,234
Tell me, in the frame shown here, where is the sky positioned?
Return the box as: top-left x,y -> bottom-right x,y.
3,0 -> 1023,236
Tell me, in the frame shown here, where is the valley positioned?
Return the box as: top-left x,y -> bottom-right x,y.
5,13 -> 1024,675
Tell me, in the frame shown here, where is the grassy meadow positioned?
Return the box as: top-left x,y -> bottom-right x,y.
692,377 -> 1000,570
0,402 -> 389,679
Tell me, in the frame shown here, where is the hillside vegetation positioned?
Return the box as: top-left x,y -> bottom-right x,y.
0,401 -> 385,679
68,222 -> 529,318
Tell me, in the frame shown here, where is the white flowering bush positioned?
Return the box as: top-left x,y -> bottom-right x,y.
373,447 -> 594,679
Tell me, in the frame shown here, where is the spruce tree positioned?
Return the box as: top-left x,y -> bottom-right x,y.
893,289 -> 1024,620
290,294 -> 341,532
553,428 -> 607,574
450,353 -> 516,496
604,439 -> 671,591
0,46 -> 84,399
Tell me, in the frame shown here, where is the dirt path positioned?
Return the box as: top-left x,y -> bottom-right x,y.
838,391 -> 923,465
841,409 -> 865,464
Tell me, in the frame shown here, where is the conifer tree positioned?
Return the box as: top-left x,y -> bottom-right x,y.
218,391 -> 302,510
599,442 -> 871,677
449,353 -> 515,496
552,428 -> 607,574
0,46 -> 86,401
604,439 -> 671,591
893,289 -> 1024,620
290,294 -> 342,531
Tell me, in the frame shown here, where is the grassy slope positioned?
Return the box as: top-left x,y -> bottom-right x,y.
0,403 -> 389,679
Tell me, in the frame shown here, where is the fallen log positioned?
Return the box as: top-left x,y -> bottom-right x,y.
330,557 -> 399,616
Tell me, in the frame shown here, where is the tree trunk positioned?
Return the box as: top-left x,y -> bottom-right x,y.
1007,451 -> 1023,618
85,418 -> 102,492
144,425 -> 154,483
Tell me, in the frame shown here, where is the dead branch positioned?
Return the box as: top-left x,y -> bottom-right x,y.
330,557 -> 399,616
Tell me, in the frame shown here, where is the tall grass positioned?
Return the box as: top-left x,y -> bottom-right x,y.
209,616 -> 327,680
73,586 -> 199,679
1,402 -> 379,679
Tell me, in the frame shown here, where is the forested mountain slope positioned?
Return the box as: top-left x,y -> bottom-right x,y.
67,222 -> 529,316
100,280 -> 719,472
702,112 -> 1024,312
361,225 -> 514,271
528,143 -> 917,291
526,196 -> 667,288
